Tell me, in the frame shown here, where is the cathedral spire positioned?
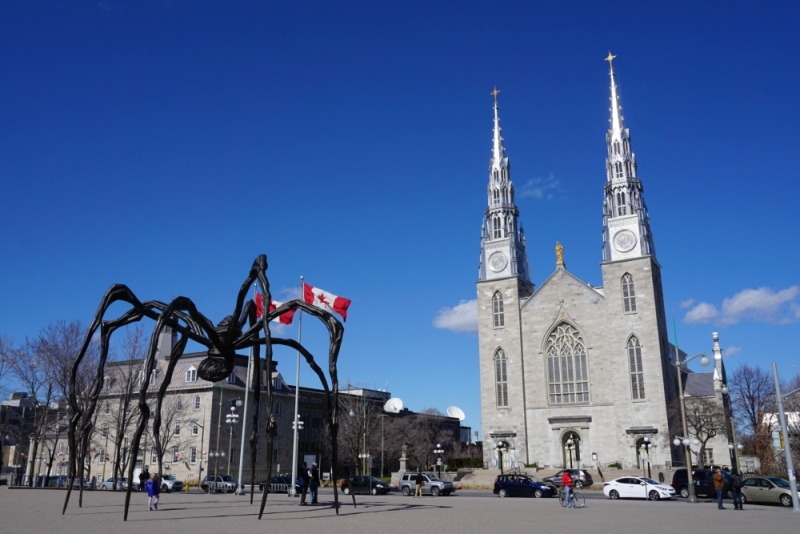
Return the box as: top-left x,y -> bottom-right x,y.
606,52 -> 625,143
479,88 -> 530,283
601,54 -> 656,262
491,87 -> 507,172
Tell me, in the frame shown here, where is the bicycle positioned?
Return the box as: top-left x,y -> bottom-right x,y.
558,487 -> 585,508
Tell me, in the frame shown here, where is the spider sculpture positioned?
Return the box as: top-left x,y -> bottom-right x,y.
62,255 -> 356,520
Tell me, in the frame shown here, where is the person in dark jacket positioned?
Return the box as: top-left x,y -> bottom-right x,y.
309,463 -> 320,504
138,469 -> 150,492
146,474 -> 160,510
298,462 -> 309,505
729,468 -> 744,510
414,468 -> 424,498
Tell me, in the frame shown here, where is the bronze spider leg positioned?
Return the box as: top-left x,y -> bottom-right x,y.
252,299 -> 349,518
123,296 -> 219,521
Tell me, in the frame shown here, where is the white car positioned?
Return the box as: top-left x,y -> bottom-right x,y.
100,477 -> 128,490
159,474 -> 183,492
603,477 -> 676,500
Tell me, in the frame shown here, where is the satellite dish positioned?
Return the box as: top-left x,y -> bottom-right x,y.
384,397 -> 404,413
447,406 -> 466,421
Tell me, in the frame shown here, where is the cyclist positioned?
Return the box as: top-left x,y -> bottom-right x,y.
562,470 -> 574,508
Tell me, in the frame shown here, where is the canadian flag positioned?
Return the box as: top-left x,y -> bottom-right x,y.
255,293 -> 296,325
303,282 -> 351,321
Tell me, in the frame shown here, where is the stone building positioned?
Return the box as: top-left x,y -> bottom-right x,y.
91,329 -> 335,485
476,57 -> 731,470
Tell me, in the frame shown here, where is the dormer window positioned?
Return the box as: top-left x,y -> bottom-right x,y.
227,370 -> 236,384
103,376 -> 111,390
185,367 -> 197,383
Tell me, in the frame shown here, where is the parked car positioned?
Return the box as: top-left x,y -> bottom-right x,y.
542,469 -> 594,489
340,475 -> 391,495
71,478 -> 92,489
201,475 -> 236,493
493,473 -> 555,498
740,476 -> 799,507
259,476 -> 302,493
159,474 -> 183,492
671,469 -> 728,499
399,472 -> 455,496
100,477 -> 128,490
603,477 -> 676,500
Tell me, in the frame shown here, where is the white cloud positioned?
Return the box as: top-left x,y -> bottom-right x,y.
680,299 -> 695,309
684,302 -> 719,324
276,286 -> 302,302
724,345 -> 742,357
520,173 -> 560,200
720,286 -> 800,325
683,286 -> 800,325
433,299 -> 478,333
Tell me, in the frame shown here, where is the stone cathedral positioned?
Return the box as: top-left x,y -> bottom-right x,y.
477,56 -> 685,470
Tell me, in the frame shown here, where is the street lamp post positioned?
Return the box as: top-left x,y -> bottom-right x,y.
672,351 -> 710,503
495,443 -> 507,475
565,436 -> 575,469
225,400 -> 241,475
640,437 -> 652,479
209,450 -> 225,493
433,444 -> 444,480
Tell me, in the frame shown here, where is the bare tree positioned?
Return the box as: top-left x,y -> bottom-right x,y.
384,408 -> 454,471
99,325 -> 146,489
669,396 -> 727,466
729,364 -> 775,441
0,334 -> 14,398
149,395 -> 194,479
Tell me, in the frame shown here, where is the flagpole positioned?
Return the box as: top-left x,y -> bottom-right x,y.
290,275 -> 304,496
235,283 -> 256,495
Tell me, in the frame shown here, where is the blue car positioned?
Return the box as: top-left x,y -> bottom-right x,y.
494,474 -> 555,498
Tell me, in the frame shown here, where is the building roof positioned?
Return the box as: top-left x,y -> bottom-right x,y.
684,371 -> 715,397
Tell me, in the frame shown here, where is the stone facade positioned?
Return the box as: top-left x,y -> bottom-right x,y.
476,61 -> 728,471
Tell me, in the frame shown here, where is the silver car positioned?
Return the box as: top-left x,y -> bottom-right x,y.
100,477 -> 128,490
399,472 -> 455,496
741,476 -> 799,507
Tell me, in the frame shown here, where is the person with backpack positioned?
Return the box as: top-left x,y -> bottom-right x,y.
729,468 -> 745,510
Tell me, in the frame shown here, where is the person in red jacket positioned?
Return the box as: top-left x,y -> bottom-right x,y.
562,471 -> 574,508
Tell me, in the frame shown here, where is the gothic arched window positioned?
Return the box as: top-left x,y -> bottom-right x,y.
622,273 -> 636,313
194,395 -> 201,410
492,292 -> 504,328
627,336 -> 645,400
546,323 -> 589,405
494,349 -> 508,408
493,217 -> 501,239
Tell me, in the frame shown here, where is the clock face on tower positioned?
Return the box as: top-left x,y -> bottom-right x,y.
613,230 -> 637,252
489,252 -> 508,272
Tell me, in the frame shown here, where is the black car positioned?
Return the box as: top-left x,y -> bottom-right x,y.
493,474 -> 556,498
259,476 -> 302,493
671,468 -> 729,499
542,469 -> 595,489
341,475 -> 391,495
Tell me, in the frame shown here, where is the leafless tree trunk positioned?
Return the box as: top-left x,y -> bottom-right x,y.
669,397 -> 727,466
729,364 -> 775,441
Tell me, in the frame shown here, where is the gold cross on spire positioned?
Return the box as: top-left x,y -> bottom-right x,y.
605,51 -> 616,69
491,87 -> 500,104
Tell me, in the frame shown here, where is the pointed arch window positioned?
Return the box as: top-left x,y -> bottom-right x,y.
492,292 -> 505,328
494,349 -> 508,408
493,217 -> 501,239
627,336 -> 645,400
621,273 -> 637,313
546,323 -> 589,405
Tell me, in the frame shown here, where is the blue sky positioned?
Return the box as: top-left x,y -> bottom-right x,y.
1,1 -> 799,437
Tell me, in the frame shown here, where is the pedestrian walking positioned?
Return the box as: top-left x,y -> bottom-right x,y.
146,473 -> 160,511
713,468 -> 726,509
139,469 -> 150,492
298,462 -> 309,505
414,468 -> 424,498
729,468 -> 744,510
309,463 -> 320,504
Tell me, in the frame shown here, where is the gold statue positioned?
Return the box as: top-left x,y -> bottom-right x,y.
556,241 -> 564,265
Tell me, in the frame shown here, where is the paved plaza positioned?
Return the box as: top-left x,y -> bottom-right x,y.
1,487 -> 796,534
